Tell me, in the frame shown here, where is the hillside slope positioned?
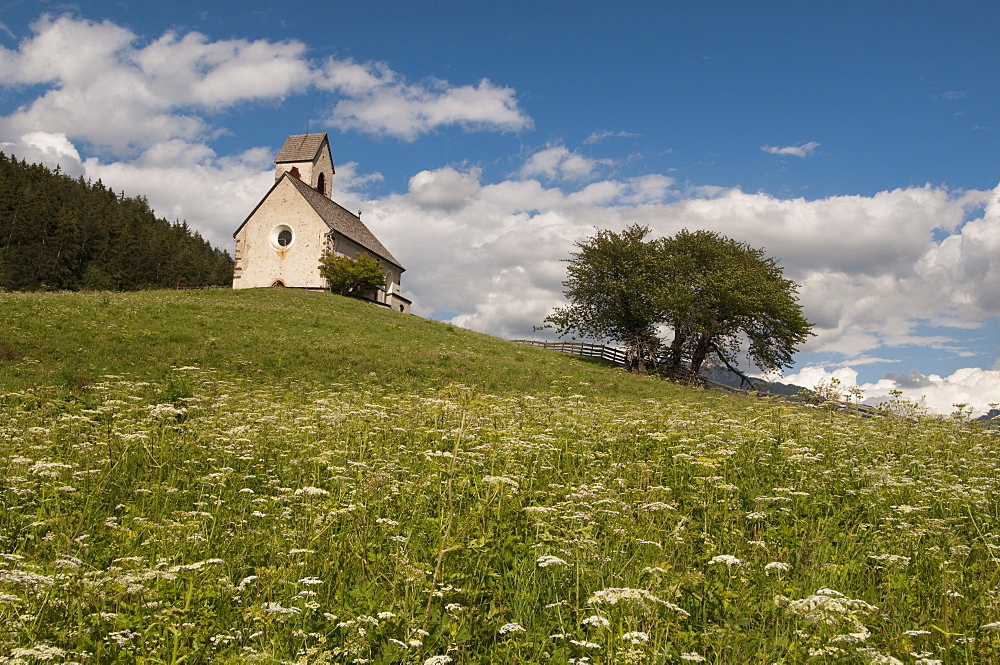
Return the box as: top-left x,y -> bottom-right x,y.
2,288 -> 999,663
0,288 -> 686,400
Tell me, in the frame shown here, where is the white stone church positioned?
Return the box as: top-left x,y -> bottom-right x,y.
232,133 -> 411,313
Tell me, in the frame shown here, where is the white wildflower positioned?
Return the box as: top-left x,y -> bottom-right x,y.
621,631 -> 649,644
499,622 -> 525,635
587,587 -> 689,615
581,615 -> 610,628
868,554 -> 911,566
423,657 -> 453,665
263,602 -> 301,615
639,501 -> 675,511
777,588 -> 877,626
537,554 -> 568,567
483,475 -> 520,491
294,486 -> 329,496
298,577 -> 324,585
830,625 -> 871,643
708,554 -> 743,567
764,561 -> 791,574
680,653 -> 706,662
855,649 -> 903,664
149,403 -> 185,419
9,643 -> 66,660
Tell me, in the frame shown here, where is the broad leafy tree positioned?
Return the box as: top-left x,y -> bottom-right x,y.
547,224 -> 812,380
319,252 -> 386,298
657,229 -> 812,383
545,225 -> 669,373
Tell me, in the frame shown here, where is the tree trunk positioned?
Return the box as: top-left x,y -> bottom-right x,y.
689,334 -> 713,376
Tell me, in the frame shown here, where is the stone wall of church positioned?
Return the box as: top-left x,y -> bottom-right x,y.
232,178 -> 329,289
274,149 -> 334,196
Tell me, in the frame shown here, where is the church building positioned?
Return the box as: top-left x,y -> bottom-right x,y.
232,133 -> 411,313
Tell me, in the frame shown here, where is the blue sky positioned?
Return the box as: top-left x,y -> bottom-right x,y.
1,0 -> 999,414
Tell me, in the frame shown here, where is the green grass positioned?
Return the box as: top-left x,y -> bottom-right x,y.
1,289 -> 999,664
0,288 -> 685,400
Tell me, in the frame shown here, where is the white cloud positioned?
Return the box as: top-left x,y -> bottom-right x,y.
137,31 -> 313,109
0,15 -> 531,155
408,167 -> 482,211
0,14 -> 529,246
319,59 -> 532,140
82,143 -> 275,248
584,130 -> 637,144
761,141 -> 820,157
1,131 -> 84,176
0,15 -> 310,154
519,144 -> 614,181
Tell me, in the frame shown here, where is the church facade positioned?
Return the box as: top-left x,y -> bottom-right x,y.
232,133 -> 411,313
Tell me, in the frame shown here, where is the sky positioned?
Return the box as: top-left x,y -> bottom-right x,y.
1,0 -> 999,416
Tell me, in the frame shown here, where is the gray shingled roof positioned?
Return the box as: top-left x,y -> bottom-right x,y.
274,133 -> 328,164
285,175 -> 404,270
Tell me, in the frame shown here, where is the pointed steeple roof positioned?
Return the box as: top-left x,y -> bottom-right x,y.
274,133 -> 330,165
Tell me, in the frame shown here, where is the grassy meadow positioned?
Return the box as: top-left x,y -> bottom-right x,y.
1,289 -> 999,664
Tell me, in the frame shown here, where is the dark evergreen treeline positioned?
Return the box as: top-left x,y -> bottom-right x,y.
0,152 -> 233,291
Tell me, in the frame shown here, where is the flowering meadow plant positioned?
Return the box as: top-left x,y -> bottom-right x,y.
1,291 -> 999,662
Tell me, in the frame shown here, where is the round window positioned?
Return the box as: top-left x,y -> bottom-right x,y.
269,225 -> 295,250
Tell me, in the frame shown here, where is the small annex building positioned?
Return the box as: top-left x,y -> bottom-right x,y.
232,133 -> 411,313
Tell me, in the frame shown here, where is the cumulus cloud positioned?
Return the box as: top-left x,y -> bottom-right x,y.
0,15 -> 313,155
519,144 -> 615,182
0,15 -> 530,155
761,141 -> 820,157
408,167 -> 482,210
318,59 -> 531,140
0,131 -> 84,177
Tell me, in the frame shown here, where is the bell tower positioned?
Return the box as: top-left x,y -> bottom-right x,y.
273,133 -> 335,198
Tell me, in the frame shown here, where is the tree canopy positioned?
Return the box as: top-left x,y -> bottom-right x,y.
319,252 -> 385,298
546,224 -> 812,380
0,152 -> 233,291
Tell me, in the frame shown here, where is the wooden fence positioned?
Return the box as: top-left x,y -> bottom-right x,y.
509,340 -> 628,367
510,339 -> 883,417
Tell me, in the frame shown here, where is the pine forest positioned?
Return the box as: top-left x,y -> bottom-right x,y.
0,153 -> 233,291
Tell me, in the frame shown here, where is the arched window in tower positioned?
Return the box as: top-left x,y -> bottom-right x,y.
289,166 -> 301,179
316,173 -> 326,196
